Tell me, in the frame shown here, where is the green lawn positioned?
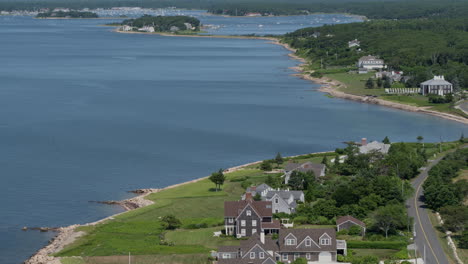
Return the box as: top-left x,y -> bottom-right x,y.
165,227 -> 238,249
75,254 -> 210,264
55,169 -> 270,257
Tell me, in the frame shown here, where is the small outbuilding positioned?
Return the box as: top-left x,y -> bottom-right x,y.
420,75 -> 453,96
336,215 -> 366,235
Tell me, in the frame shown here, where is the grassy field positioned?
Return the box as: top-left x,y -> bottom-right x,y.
65,254 -> 210,264
55,169 -> 269,258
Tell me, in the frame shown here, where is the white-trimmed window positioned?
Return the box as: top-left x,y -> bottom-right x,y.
252,229 -> 257,234
306,253 -> 311,260
305,239 -> 311,246
275,198 -> 279,204
222,253 -> 231,259
241,220 -> 246,226
252,220 -> 257,226
286,239 -> 296,245
250,252 -> 255,259
320,238 -> 331,245
241,229 -> 246,235
247,210 -> 251,216
259,252 -> 265,259
228,218 -> 233,223
282,253 -> 288,261
294,253 -> 300,260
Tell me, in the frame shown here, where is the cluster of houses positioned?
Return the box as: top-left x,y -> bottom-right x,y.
218,155 -> 370,263
220,185 -> 366,264
120,22 -> 195,33
346,39 -> 454,96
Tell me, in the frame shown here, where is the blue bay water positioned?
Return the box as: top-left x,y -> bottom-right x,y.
0,14 -> 466,264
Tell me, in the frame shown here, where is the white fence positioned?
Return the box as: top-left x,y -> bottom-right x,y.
385,88 -> 421,94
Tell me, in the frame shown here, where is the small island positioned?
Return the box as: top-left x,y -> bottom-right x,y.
36,10 -> 99,19
117,15 -> 201,34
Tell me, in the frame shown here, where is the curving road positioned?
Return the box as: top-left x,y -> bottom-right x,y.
406,154 -> 451,264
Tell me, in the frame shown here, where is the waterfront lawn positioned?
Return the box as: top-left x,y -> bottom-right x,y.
78,254 -> 210,264
325,72 -> 378,95
55,169 -> 268,258
165,227 -> 239,248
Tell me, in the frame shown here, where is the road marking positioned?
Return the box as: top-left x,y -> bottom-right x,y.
414,172 -> 440,264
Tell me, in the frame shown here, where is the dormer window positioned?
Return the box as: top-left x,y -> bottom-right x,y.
259,252 -> 264,259
305,239 -> 311,246
319,233 -> 331,245
247,210 -> 251,216
286,238 -> 296,245
250,252 -> 255,259
275,198 -> 279,204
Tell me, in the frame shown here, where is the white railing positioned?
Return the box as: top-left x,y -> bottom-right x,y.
385,88 -> 421,94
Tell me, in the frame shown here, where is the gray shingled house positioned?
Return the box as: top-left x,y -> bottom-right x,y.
224,196 -> 280,238
217,228 -> 346,263
242,184 -> 305,214
283,161 -> 326,184
336,215 -> 366,236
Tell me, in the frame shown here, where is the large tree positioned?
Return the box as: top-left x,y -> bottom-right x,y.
209,169 -> 226,191
373,204 -> 407,238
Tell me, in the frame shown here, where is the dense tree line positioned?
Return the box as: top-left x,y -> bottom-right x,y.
121,15 -> 200,31
207,0 -> 468,19
36,11 -> 98,18
270,142 -> 427,238
282,18 -> 468,89
423,148 -> 468,211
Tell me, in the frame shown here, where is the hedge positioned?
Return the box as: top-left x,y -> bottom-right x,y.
347,241 -> 406,250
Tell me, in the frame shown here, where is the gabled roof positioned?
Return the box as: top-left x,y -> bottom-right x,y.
278,228 -> 336,252
285,161 -> 325,177
224,200 -> 272,217
421,76 -> 452,86
240,233 -> 279,252
265,190 -> 303,202
359,141 -> 390,154
336,215 -> 366,228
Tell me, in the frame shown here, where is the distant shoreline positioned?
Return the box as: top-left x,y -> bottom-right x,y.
35,17 -> 125,19
112,27 -> 467,124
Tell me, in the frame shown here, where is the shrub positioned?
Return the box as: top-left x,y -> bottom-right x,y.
347,241 -> 406,250
185,223 -> 209,229
293,216 -> 309,225
241,180 -> 252,189
348,225 -> 363,236
337,229 -> 349,235
161,215 -> 182,230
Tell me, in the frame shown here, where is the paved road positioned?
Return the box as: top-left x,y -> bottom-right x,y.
406,154 -> 451,264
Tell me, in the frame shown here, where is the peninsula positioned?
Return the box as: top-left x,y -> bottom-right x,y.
117,15 -> 201,34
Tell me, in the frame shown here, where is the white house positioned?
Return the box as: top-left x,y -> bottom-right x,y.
348,39 -> 360,48
420,75 -> 453,96
357,55 -> 385,70
358,138 -> 390,154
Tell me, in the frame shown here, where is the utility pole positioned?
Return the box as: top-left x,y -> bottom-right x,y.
424,244 -> 426,264
129,252 -> 131,264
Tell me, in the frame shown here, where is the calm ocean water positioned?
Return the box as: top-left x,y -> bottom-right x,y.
0,13 -> 466,264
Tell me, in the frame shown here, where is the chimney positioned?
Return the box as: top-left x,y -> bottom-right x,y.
361,138 -> 367,146
245,192 -> 253,202
260,232 -> 265,244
